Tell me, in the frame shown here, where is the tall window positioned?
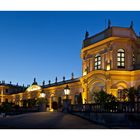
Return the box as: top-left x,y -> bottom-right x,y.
117,49 -> 125,68
95,54 -> 101,70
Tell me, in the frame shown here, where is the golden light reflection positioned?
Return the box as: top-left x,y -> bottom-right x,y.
83,71 -> 87,76
50,109 -> 54,112
26,85 -> 41,92
106,64 -> 110,71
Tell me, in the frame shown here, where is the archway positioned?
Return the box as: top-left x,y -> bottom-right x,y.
89,81 -> 105,103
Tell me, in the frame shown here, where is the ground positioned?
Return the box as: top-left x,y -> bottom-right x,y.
0,112 -> 107,129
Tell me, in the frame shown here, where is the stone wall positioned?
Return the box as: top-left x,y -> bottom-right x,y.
72,112 -> 140,127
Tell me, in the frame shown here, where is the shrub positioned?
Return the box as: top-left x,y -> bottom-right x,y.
92,90 -> 117,103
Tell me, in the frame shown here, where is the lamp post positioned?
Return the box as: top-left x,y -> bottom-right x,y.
40,92 -> 46,98
39,91 -> 46,112
63,85 -> 71,113
64,85 -> 70,99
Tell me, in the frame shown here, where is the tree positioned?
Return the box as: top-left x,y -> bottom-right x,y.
92,90 -> 117,111
1,101 -> 13,113
92,90 -> 117,103
122,87 -> 138,102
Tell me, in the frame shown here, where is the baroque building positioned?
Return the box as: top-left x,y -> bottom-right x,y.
1,23 -> 140,110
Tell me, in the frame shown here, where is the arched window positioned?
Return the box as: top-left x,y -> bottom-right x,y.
95,54 -> 101,70
117,49 -> 125,68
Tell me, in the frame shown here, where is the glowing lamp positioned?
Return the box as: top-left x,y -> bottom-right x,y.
64,85 -> 70,95
40,92 -> 46,98
106,64 -> 110,71
83,71 -> 87,76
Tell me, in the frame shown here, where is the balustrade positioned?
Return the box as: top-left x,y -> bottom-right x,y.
71,102 -> 140,113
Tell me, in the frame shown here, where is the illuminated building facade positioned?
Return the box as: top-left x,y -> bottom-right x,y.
1,23 -> 140,109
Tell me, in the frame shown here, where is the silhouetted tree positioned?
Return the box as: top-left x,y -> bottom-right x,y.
1,101 -> 13,113
92,90 -> 117,103
122,87 -> 138,102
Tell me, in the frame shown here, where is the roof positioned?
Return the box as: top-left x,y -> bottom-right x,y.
0,83 -> 27,95
42,77 -> 80,88
83,26 -> 138,48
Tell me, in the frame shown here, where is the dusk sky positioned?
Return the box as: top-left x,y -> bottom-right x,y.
1,11 -> 140,86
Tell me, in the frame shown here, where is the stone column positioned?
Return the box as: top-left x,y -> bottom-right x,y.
101,54 -> 105,69
83,84 -> 88,104
49,96 -> 52,111
1,88 -> 4,103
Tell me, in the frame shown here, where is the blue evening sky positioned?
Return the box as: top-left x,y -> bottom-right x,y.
0,11 -> 140,86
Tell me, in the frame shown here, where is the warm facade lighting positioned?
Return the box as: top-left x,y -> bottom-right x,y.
83,71 -> 87,76
40,92 -> 46,98
64,85 -> 70,95
106,64 -> 110,71
26,85 -> 41,92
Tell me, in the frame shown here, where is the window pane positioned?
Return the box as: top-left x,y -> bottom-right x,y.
95,58 -> 97,61
117,58 -> 120,61
121,58 -> 124,62
117,53 -> 120,57
121,62 -> 124,66
121,53 -> 124,57
98,57 -> 101,60
117,62 -> 120,66
98,61 -> 101,65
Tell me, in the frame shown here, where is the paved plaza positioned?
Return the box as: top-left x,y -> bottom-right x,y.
0,112 -> 107,129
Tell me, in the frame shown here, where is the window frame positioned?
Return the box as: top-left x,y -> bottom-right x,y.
117,49 -> 125,68
94,54 -> 101,70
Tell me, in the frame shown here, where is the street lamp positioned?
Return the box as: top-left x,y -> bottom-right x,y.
64,85 -> 70,99
63,85 -> 71,113
39,91 -> 46,112
40,92 -> 46,98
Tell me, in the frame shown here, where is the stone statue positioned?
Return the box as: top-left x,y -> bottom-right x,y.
71,72 -> 74,79
55,77 -> 57,83
108,19 -> 111,28
34,78 -> 36,83
85,31 -> 89,39
42,80 -> 45,86
63,76 -> 65,82
130,21 -> 133,28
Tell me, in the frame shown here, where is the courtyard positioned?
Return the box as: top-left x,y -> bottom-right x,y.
0,112 -> 107,129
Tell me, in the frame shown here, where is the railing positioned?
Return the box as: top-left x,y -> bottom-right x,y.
71,102 -> 140,113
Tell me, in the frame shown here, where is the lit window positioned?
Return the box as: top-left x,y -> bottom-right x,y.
117,49 -> 125,68
122,53 -> 124,57
117,53 -> 120,57
94,54 -> 101,70
117,58 -> 120,61
121,58 -> 124,61
117,62 -> 120,66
